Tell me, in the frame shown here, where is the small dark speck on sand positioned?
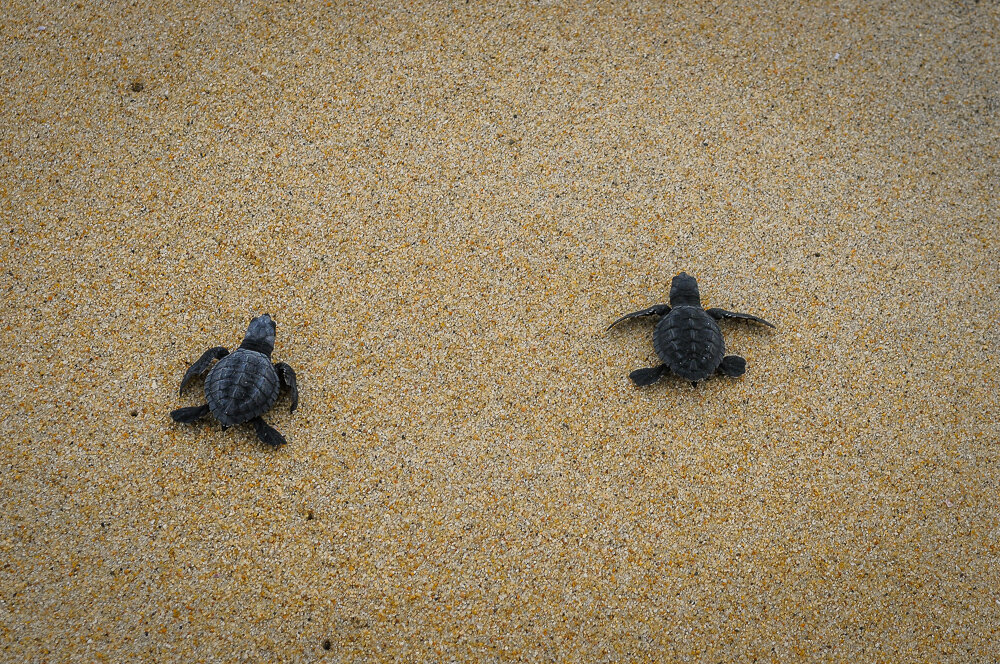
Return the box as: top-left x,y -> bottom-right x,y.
130,80 -> 144,93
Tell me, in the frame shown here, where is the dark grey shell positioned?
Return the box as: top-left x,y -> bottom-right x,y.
204,349 -> 280,426
653,305 -> 725,381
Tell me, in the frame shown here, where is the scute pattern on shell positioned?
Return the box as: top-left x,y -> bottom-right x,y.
654,306 -> 725,381
204,350 -> 280,427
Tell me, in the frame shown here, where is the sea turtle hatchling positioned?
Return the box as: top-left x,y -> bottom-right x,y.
170,314 -> 298,446
608,272 -> 775,387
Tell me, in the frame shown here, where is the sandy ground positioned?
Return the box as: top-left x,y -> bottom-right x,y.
2,1 -> 998,661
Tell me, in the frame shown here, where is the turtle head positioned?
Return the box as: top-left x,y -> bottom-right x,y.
240,314 -> 276,355
669,272 -> 701,307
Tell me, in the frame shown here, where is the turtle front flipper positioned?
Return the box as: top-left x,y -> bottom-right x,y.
275,362 -> 299,413
629,364 -> 667,386
252,417 -> 287,447
705,308 -> 775,328
717,355 -> 747,377
170,404 -> 211,423
179,346 -> 230,394
607,304 -> 671,331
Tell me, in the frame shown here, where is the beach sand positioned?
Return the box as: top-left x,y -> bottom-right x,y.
2,1 -> 998,661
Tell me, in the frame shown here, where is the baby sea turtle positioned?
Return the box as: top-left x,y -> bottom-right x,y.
608,272 -> 775,387
169,314 -> 298,446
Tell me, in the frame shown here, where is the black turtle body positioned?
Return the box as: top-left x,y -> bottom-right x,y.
205,350 -> 280,427
608,272 -> 774,387
654,306 -> 725,382
170,314 -> 299,446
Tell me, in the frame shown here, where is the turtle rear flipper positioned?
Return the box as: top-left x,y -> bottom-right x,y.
179,346 -> 230,394
629,365 -> 667,386
170,404 -> 211,423
706,308 -> 775,328
718,355 -> 746,377
253,417 -> 287,447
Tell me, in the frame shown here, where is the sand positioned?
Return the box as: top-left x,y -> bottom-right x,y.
2,0 -> 998,661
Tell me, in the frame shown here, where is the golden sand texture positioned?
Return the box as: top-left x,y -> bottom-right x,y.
2,0 -> 998,661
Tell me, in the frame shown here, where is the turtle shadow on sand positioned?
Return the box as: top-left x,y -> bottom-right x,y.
608,272 -> 775,388
169,314 -> 299,446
